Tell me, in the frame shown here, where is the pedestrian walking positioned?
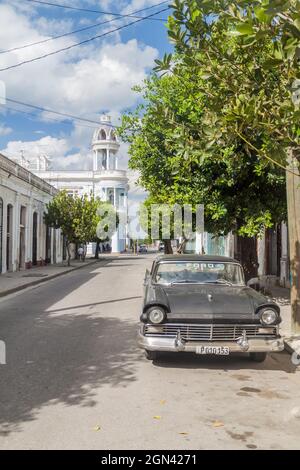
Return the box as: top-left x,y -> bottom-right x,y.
78,245 -> 84,261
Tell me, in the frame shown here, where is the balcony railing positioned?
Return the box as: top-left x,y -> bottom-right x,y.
93,169 -> 127,178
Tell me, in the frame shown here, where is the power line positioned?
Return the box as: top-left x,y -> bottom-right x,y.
0,7 -> 169,72
24,0 -> 168,19
0,1 -> 169,55
0,103 -> 99,129
1,97 -> 104,125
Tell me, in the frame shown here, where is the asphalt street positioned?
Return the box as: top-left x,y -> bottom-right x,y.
0,255 -> 299,449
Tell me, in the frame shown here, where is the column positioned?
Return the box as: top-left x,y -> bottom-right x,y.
280,222 -> 289,287
111,227 -> 120,253
51,227 -> 54,264
107,148 -> 110,170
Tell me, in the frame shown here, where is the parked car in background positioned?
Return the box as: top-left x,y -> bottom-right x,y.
139,255 -> 283,362
139,244 -> 148,253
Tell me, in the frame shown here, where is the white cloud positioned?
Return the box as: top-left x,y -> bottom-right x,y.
0,124 -> 12,136
0,4 -> 158,115
0,2 -> 158,171
0,132 -> 93,170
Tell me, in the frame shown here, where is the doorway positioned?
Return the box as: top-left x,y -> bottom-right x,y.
32,212 -> 38,266
6,204 -> 13,272
45,225 -> 51,264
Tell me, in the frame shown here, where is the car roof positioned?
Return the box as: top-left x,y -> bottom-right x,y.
155,254 -> 239,263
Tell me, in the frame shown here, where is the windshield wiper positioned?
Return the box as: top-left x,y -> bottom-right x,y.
205,279 -> 233,286
171,279 -> 200,285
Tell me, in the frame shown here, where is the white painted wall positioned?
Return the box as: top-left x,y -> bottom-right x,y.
0,155 -> 62,274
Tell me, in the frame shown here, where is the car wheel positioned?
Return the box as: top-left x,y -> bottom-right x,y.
250,352 -> 267,362
145,350 -> 159,361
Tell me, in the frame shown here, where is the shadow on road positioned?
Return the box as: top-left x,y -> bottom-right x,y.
152,351 -> 297,373
0,260 -> 142,435
46,296 -> 142,314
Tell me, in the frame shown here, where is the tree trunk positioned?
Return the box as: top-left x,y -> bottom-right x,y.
236,236 -> 258,283
95,240 -> 100,259
66,242 -> 71,267
164,239 -> 173,254
286,150 -> 300,334
177,237 -> 187,254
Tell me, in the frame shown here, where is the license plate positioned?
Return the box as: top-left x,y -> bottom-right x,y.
196,346 -> 230,355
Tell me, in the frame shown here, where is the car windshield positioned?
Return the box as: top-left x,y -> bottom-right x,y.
155,261 -> 244,286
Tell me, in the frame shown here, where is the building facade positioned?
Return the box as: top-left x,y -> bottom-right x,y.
31,116 -> 129,254
0,152 -> 63,274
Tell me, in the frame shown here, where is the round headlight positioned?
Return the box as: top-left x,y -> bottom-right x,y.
260,308 -> 278,325
148,307 -> 165,324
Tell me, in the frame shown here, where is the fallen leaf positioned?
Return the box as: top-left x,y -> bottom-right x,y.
93,425 -> 101,431
212,420 -> 224,428
153,415 -> 162,420
160,400 -> 166,405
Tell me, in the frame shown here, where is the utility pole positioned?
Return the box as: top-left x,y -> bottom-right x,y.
286,149 -> 300,334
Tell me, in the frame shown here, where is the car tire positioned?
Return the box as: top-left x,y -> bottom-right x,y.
145,350 -> 159,361
250,352 -> 267,362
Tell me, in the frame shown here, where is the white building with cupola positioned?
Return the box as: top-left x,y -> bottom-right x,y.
19,115 -> 129,253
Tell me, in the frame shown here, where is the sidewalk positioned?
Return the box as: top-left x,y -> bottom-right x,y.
268,286 -> 300,357
0,258 -> 105,298
268,285 -> 291,337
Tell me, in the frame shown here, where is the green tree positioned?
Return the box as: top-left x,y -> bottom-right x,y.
120,69 -> 287,277
72,194 -> 103,261
45,191 -> 112,265
92,202 -> 119,259
156,0 -> 300,330
44,191 -> 77,266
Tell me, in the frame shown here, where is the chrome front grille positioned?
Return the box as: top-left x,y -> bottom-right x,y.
144,324 -> 278,342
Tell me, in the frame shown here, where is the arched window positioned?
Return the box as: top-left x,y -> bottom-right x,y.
99,129 -> 107,140
0,198 -> 3,273
110,131 -> 117,141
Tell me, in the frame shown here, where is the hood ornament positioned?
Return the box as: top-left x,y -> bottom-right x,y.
208,294 -> 213,302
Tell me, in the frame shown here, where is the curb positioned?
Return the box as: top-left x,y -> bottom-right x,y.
284,336 -> 300,356
0,258 -> 106,298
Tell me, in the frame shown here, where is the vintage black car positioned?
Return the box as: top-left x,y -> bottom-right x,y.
138,255 -> 284,362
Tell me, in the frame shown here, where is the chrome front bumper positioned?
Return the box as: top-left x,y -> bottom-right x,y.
138,326 -> 284,353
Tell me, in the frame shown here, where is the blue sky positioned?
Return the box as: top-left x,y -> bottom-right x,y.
0,0 -> 173,169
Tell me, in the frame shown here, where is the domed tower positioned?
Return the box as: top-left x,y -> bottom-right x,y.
91,115 -> 128,253
92,115 -> 120,172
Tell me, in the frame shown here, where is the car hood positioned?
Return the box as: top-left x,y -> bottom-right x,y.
144,283 -> 279,323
